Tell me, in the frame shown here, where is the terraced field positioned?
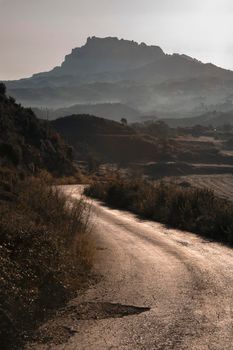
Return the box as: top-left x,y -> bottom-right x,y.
173,174 -> 233,201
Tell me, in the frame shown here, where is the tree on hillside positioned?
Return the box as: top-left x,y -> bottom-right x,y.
121,118 -> 128,126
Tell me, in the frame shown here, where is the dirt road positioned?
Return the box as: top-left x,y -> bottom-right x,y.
30,185 -> 233,349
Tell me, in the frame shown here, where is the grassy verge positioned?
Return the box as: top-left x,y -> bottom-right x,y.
85,175 -> 233,244
0,172 -> 94,349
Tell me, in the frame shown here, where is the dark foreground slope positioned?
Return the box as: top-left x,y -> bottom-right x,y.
0,85 -> 74,177
0,176 -> 93,350
0,86 -> 93,349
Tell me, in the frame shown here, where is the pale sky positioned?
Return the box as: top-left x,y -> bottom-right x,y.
1,0 -> 233,80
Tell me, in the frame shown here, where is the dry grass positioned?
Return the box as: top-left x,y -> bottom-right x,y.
0,172 -> 94,349
53,170 -> 91,186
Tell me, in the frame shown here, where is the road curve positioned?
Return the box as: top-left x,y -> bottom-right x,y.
32,185 -> 233,349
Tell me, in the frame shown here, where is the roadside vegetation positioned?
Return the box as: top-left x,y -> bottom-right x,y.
0,84 -> 95,349
85,174 -> 233,244
0,171 -> 94,349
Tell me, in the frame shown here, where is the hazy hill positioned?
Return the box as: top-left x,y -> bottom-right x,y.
5,37 -> 233,118
34,103 -> 140,122
51,114 -> 168,163
0,84 -> 74,176
162,110 -> 233,128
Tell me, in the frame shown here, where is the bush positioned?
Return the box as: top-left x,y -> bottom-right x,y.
85,175 -> 233,244
0,174 -> 94,349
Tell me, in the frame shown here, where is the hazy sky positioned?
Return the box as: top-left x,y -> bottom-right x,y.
1,0 -> 233,80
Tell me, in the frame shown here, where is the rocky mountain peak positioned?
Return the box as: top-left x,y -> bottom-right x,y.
57,36 -> 165,75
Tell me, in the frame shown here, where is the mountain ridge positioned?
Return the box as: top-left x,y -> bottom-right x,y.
4,36 -> 233,118
7,36 -> 233,84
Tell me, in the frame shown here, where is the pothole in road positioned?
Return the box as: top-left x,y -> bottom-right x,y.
176,240 -> 190,246
31,303 -> 150,346
69,302 -> 150,320
96,246 -> 107,251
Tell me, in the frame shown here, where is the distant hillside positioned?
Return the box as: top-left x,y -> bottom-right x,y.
162,110 -> 233,128
0,84 -> 74,176
34,103 -> 140,122
5,37 -> 233,117
51,114 -> 169,163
